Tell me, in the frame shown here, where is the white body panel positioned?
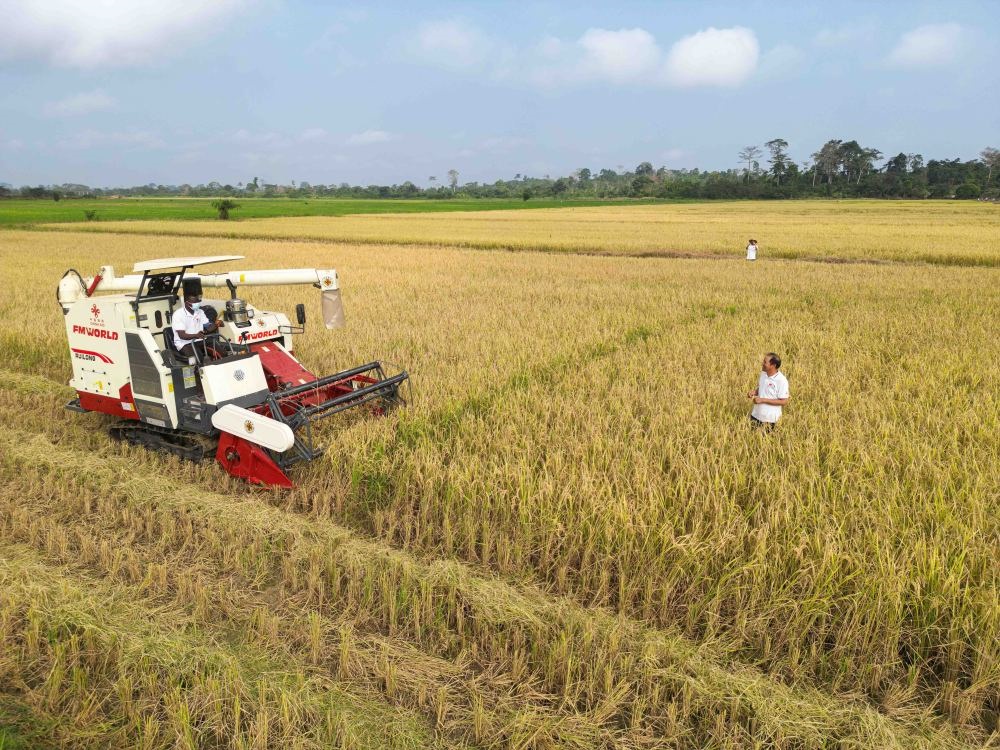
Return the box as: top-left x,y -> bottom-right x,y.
64,294 -> 181,425
212,405 -> 295,452
65,296 -> 132,399
199,356 -> 269,406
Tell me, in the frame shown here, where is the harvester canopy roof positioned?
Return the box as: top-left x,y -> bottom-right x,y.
132,255 -> 245,272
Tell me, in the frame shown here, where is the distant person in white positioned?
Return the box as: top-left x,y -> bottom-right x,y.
746,238 -> 758,261
748,352 -> 789,429
172,278 -> 219,356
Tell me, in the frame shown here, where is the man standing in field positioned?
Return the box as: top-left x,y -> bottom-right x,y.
746,238 -> 758,261
748,353 -> 789,429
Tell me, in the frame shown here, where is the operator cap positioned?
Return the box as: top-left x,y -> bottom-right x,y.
182,277 -> 203,297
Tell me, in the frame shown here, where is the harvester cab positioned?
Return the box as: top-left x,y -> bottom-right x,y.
57,255 -> 407,488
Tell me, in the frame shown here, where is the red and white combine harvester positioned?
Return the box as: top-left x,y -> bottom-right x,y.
57,255 -> 408,488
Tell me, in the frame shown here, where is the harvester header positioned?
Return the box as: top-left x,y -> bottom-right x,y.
58,255 -> 407,488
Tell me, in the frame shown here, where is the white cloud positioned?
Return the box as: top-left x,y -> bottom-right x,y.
0,0 -> 247,68
577,28 -> 662,83
44,89 -> 116,117
887,23 -> 963,69
412,19 -> 490,70
524,25 -> 760,89
663,27 -> 759,87
346,129 -> 394,146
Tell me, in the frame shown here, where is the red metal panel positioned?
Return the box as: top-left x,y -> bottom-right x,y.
216,432 -> 294,489
249,342 -> 317,392
76,382 -> 140,420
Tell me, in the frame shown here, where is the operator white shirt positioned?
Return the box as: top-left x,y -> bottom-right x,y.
746,243 -> 757,260
751,370 -> 789,423
171,306 -> 209,350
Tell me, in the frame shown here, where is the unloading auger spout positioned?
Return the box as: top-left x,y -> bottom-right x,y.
57,254 -> 408,488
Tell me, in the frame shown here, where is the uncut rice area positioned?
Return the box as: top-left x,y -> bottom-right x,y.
0,228 -> 996,748
40,199 -> 1000,266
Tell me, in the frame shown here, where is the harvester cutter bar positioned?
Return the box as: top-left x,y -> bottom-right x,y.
272,361 -> 390,399
298,370 -> 408,419
258,361 -> 408,467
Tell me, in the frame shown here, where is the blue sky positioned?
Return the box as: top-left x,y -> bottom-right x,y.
1,0 -> 997,187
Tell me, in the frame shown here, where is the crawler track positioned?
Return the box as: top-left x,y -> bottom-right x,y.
109,420 -> 216,462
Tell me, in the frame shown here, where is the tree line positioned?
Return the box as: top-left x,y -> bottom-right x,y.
3,141 -> 997,202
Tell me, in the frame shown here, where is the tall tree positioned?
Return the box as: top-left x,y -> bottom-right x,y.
737,145 -> 762,183
811,140 -> 843,184
764,139 -> 790,184
803,160 -> 818,187
447,169 -> 459,191
837,141 -> 864,182
885,153 -> 908,174
860,148 -> 882,183
981,147 -> 1000,184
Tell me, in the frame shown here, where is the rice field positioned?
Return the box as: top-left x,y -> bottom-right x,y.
0,200 -> 998,748
38,200 -> 1000,266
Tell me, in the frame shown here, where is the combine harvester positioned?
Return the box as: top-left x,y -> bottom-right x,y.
57,255 -> 407,488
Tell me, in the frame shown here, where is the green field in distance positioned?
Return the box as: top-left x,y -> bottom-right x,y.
0,197 -> 662,225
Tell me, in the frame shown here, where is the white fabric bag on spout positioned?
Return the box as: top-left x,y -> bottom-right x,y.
322,288 -> 345,329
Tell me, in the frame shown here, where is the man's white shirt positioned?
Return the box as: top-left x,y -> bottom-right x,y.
746,244 -> 757,260
751,371 -> 789,423
172,306 -> 209,350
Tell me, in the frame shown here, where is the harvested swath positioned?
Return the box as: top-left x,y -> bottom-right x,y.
0,421 -> 980,749
0,435 -> 619,748
0,545 -> 447,750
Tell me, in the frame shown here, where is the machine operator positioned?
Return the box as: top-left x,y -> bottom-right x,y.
172,277 -> 221,357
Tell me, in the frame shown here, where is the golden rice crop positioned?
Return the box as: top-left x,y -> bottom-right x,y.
38,199 -> 1000,265
0,212 -> 997,748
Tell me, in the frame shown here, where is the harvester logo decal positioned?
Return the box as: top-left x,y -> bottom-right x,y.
234,369 -> 245,382
245,329 -> 279,341
72,325 -> 119,341
88,304 -> 104,327
71,348 -> 114,363
90,304 -> 101,317
244,420 -> 255,434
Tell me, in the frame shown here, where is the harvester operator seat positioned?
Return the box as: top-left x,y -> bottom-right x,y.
162,326 -> 177,352
159,326 -> 188,368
